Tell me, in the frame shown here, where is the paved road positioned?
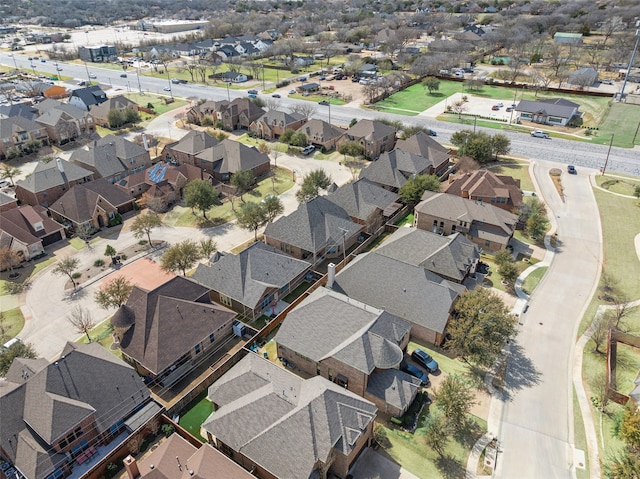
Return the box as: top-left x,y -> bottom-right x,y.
1,53 -> 638,176
20,153 -> 352,360
495,164 -> 602,479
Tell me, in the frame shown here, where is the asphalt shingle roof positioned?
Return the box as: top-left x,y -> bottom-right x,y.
195,139 -> 269,175
515,98 -> 579,119
366,369 -> 420,413
192,242 -> 310,311
16,159 -> 93,194
375,227 -> 480,282
345,119 -> 395,142
264,196 -> 362,254
326,178 -> 400,222
395,131 -> 450,171
359,149 -> 433,190
203,354 -> 376,479
275,288 -> 410,373
331,252 -> 465,335
170,130 -> 219,156
296,119 -> 344,144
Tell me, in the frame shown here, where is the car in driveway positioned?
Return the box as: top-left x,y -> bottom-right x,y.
289,89 -> 297,94
411,349 -> 439,373
301,145 -> 316,156
531,130 -> 550,139
401,363 -> 430,386
567,165 -> 577,174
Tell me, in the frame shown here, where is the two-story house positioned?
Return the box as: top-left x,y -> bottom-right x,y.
414,191 -> 519,251
338,119 -> 396,159
249,110 -> 307,140
359,148 -> 440,192
0,205 -> 65,260
395,131 -> 451,176
194,139 -> 270,182
89,95 -> 140,127
35,100 -> 94,144
68,85 -> 108,111
296,119 -> 344,151
0,116 -> 50,159
443,169 -> 523,212
162,130 -> 219,165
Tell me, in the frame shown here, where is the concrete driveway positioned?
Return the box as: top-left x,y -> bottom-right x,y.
349,448 -> 419,479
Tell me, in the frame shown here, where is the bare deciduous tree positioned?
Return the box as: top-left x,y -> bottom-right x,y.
68,305 -> 96,342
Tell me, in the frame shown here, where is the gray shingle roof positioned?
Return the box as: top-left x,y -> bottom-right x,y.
326,178 -> 400,222
70,135 -> 149,179
296,119 -> 344,144
255,110 -> 304,126
366,369 -> 420,413
203,354 -> 376,479
331,252 -> 465,335
0,342 -> 150,479
359,149 -> 433,190
375,228 -> 480,282
119,276 -> 236,375
395,131 -> 450,171
416,191 -> 518,235
515,98 -> 579,119
195,139 -> 269,175
0,116 -> 44,139
192,242 -> 310,311
345,119 -> 395,142
275,288 -> 410,373
170,130 -> 219,156
16,159 -> 93,194
264,196 -> 362,254
69,85 -> 107,108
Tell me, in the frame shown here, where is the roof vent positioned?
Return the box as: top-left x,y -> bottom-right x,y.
149,464 -> 154,470
189,471 -> 194,476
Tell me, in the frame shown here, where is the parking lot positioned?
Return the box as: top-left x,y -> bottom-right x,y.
446,92 -> 519,122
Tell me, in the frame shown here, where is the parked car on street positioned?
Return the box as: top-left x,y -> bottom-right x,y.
411,349 -> 439,373
531,130 -> 550,139
567,165 -> 577,174
120,73 -> 127,78
271,93 -> 281,98
427,129 -> 437,136
491,105 -> 500,111
248,89 -> 258,94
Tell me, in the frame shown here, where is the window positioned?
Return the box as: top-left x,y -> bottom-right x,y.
195,344 -> 201,354
209,333 -> 215,343
451,224 -> 456,232
219,294 -> 232,307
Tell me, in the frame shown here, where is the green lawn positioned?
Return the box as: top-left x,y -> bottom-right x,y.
380,414 -> 486,478
178,391 -> 212,442
479,254 -> 531,294
0,308 -> 25,342
1,257 -> 56,296
596,175 -> 640,196
124,93 -> 188,116
521,267 -> 547,296
235,134 -> 289,153
282,281 -> 312,303
395,212 -> 414,227
162,167 -> 294,227
407,341 -> 470,379
486,161 -> 534,192
588,103 -> 640,148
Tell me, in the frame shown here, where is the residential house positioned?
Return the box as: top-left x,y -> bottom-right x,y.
414,191 -> 519,251
89,95 -> 139,127
78,45 -> 118,62
192,242 -> 311,319
70,135 -> 151,183
195,138 -> 270,182
202,353 -> 377,479
117,163 -> 211,211
220,71 -> 248,83
0,191 -> 18,213
35,100 -> 94,144
568,67 -> 599,87
395,131 -> 451,176
339,119 -> 396,159
219,98 -> 265,131
0,103 -> 39,121
185,100 -> 228,126
296,119 -> 344,151
297,82 -> 321,94
515,98 -> 580,126
249,110 -> 307,140
68,85 -> 108,111
15,158 -> 94,207
113,276 -> 236,386
326,178 -> 402,233
0,205 -> 65,260
122,433 -> 255,479
264,196 -> 364,263
275,287 -> 420,416
359,148 -> 440,192
0,116 -> 49,159
0,342 -> 155,479
235,42 -> 260,57
374,227 -> 481,284
215,45 -> 240,60
161,130 -> 220,167
49,178 -> 135,230
443,169 -> 523,212
329,253 -> 465,345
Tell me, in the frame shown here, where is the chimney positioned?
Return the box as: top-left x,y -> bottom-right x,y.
56,158 -> 64,173
142,134 -> 149,151
327,263 -> 336,289
123,455 -> 140,479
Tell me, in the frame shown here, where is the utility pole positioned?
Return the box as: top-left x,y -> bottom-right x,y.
601,134 -> 614,175
619,24 -> 640,102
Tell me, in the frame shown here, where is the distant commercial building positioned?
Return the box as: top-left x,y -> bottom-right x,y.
78,45 -> 118,63
134,19 -> 209,33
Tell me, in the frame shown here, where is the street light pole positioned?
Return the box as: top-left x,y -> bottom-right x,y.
620,25 -> 640,102
8,54 -> 19,71
601,134 -> 615,175
226,82 -> 231,102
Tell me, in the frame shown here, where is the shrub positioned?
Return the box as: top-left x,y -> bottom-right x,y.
120,254 -> 128,261
138,240 -> 148,246
93,259 -> 105,267
72,272 -> 81,279
202,117 -> 213,126
4,282 -> 26,295
146,102 -> 154,109
161,424 -> 175,437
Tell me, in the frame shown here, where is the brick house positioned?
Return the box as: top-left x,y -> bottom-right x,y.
161,130 -> 219,165
194,138 -> 270,182
443,169 -> 523,212
35,100 -> 95,144
15,158 -> 94,207
249,110 -> 307,140
338,119 -> 396,159
0,205 -> 65,260
0,116 -> 50,159
296,119 -> 344,151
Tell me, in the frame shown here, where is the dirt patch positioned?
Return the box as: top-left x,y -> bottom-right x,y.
549,168 -> 564,199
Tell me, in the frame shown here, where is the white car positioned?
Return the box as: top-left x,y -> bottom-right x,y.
531,130 -> 550,139
89,74 -> 96,79
496,102 -> 504,107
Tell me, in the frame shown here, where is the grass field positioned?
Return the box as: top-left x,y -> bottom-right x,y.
162,166 -> 294,227
587,103 -> 640,148
596,175 -> 640,195
0,308 -> 25,342
521,267 -> 547,295
124,92 -> 188,116
487,161 -> 534,192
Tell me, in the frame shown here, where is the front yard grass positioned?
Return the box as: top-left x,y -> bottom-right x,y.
486,160 -> 534,192
1,256 -> 56,296
380,414 -> 487,478
124,92 -> 188,116
162,167 -> 294,227
596,175 -> 640,196
589,102 -> 640,148
521,267 -> 547,296
0,308 -> 25,342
